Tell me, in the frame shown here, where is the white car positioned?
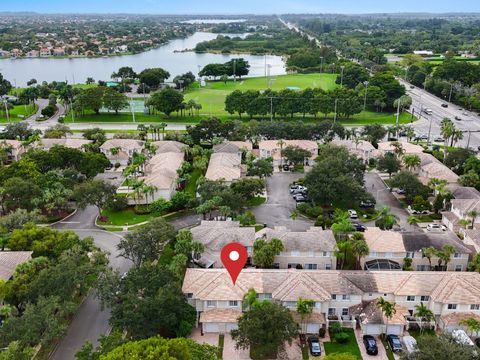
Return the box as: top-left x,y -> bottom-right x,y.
348,209 -> 358,219
290,185 -> 306,193
402,336 -> 417,354
426,223 -> 446,232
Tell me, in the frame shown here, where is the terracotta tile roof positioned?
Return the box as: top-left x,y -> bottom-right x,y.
364,228 -> 405,253
213,141 -> 252,153
191,221 -> 255,251
378,141 -> 424,154
349,300 -> 408,325
440,312 -> 480,326
100,139 -> 144,151
151,141 -> 185,154
256,227 -> 336,252
1,139 -> 23,150
421,162 -> 459,183
38,138 -> 91,150
331,139 -> 376,153
259,140 -> 318,152
205,153 -> 242,182
0,251 -> 32,280
141,152 -> 184,190
291,310 -> 325,324
452,187 -> 480,200
200,308 -> 242,323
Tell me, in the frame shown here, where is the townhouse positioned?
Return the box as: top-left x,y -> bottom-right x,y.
36,138 -> 92,152
190,221 -> 336,270
443,186 -> 480,233
0,139 -> 26,162
0,251 -> 32,281
330,139 -> 379,163
258,140 -> 318,168
377,141 -> 424,155
416,153 -> 459,185
206,141 -> 250,185
256,226 -> 337,270
100,139 -> 145,166
362,227 -> 471,271
182,269 -> 480,335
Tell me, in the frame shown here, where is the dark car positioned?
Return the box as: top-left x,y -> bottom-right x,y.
441,103 -> 448,108
360,200 -> 375,209
387,334 -> 403,353
283,164 -> 290,171
363,335 -> 378,355
352,222 -> 366,232
307,336 -> 321,357
455,116 -> 462,121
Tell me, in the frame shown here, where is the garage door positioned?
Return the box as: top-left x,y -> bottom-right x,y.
364,324 -> 383,335
386,325 -> 403,335
203,323 -> 220,333
306,323 -> 320,334
226,323 -> 238,332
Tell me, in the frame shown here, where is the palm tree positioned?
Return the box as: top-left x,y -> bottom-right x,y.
218,206 -> 231,221
277,139 -> 285,171
403,154 -> 421,172
377,297 -> 397,337
243,288 -> 259,311
375,207 -> 398,230
459,218 -> 470,230
468,210 -> 479,229
422,246 -> 437,270
391,141 -> 405,159
460,318 -> 480,337
351,233 -> 369,270
334,239 -> 352,270
438,244 -> 455,271
440,118 -> 454,160
404,126 -> 416,142
469,253 -> 480,273
159,122 -> 168,140
141,184 -> 157,204
407,215 -> 419,230
296,298 -> 315,334
414,302 -> 434,333
451,129 -> 463,147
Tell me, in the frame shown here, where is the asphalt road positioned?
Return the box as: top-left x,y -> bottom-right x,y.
401,79 -> 480,149
49,206 -> 201,360
253,172 -> 313,231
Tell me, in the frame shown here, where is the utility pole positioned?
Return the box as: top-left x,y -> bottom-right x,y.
340,66 -> 345,88
467,130 -> 472,149
320,56 -> 324,73
427,115 -> 433,146
233,59 -> 236,83
333,99 -> 338,123
395,97 -> 401,136
270,97 -> 273,122
3,98 -> 10,123
448,82 -> 454,102
363,81 -> 369,111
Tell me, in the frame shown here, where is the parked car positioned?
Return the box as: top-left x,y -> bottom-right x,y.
455,116 -> 462,121
290,185 -> 306,193
387,335 -> 403,353
363,335 -> 378,355
291,187 -> 307,195
352,222 -> 366,232
426,223 -> 446,232
307,336 -> 321,357
410,85 -> 415,89
463,111 -> 469,116
434,137 -> 444,142
348,209 -> 358,219
283,164 -> 290,172
393,188 -> 406,195
294,194 -> 308,203
416,134 -> 428,140
360,200 -> 375,209
403,336 -> 417,353
441,103 -> 448,108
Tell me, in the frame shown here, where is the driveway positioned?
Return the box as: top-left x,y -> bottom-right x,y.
253,173 -> 313,231
364,172 -> 410,230
354,329 -> 389,360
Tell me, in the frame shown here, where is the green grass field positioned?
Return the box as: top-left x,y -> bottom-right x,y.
0,104 -> 37,123
323,328 -> 362,359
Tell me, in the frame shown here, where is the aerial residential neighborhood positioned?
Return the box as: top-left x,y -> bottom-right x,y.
0,1 -> 480,360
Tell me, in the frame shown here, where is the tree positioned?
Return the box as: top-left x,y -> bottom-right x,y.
82,127 -> 107,145
41,104 -> 56,118
1,122 -> 38,141
0,341 -> 33,360
0,209 -> 43,234
361,124 -> 387,147
459,317 -> 480,336
377,297 -> 396,336
73,180 -> 116,216
351,232 -> 369,270
377,153 -> 401,178
96,263 -> 196,339
138,68 -> 170,88
334,238 -> 352,270
74,87 -> 105,115
224,58 -> 250,79
92,336 -> 219,360
43,124 -> 72,138
253,238 -> 283,268
407,215 -> 419,230
281,145 -> 312,166
403,154 -> 421,171
414,302 -> 435,333
111,66 -> 137,81
401,334 -> 478,360
0,73 -> 12,96
375,207 -> 398,230
296,298 -> 315,334
468,209 -> 479,229
147,88 -> 184,117
247,158 -> 273,178
103,88 -> 128,114
117,218 -> 175,266
469,253 -> 480,273
390,171 -> 429,203
422,246 -> 437,270
230,178 -> 265,200
174,229 -> 204,263
393,95 -> 412,112
231,300 -> 298,358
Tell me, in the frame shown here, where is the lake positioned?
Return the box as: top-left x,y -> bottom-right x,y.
0,32 -> 285,86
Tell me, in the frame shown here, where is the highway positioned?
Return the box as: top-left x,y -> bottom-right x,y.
400,79 -> 480,149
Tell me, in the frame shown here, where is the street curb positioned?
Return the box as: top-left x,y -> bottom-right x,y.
45,208 -> 78,227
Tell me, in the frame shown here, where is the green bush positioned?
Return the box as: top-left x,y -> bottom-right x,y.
107,195 -> 129,212
41,104 -> 57,117
134,204 -> 152,214
150,198 -> 172,213
319,327 -> 326,338
170,192 -> 193,211
237,211 -> 256,226
297,203 -> 323,219
334,332 -> 350,344
329,322 -> 343,335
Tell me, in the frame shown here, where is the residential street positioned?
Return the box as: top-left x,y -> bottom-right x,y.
364,171 -> 409,230
253,172 -> 313,231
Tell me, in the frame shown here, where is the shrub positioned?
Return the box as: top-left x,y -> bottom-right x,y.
297,203 -> 322,219
114,162 -> 121,169
329,322 -> 343,335
319,327 -> 326,338
41,104 -> 57,117
334,332 -> 349,344
107,195 -> 129,212
134,204 -> 152,214
170,192 -> 193,211
237,211 -> 256,226
150,198 -> 172,213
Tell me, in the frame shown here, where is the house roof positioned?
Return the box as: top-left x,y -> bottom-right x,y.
440,312 -> 480,327
364,228 -> 405,253
349,300 -> 409,325
259,140 -> 318,152
451,199 -> 480,215
0,139 -> 23,150
151,141 -> 185,154
256,226 -> 336,252
141,152 -> 184,190
401,232 -> 471,254
39,138 -> 91,150
100,139 -> 144,151
421,162 -> 459,183
331,139 -> 376,153
213,141 -> 252,153
0,251 -> 33,280
205,153 -> 242,182
377,141 -> 424,154
452,187 -> 480,200
199,308 -> 242,323
183,269 -> 480,304
191,221 -> 255,251
291,310 -> 325,324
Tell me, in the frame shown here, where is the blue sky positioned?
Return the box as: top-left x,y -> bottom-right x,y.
1,0 -> 479,14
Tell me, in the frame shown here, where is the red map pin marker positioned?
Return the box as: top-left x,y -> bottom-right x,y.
221,243 -> 248,285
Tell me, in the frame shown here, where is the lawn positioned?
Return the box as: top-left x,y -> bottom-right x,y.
99,207 -> 162,226
0,104 -> 38,122
323,328 -> 362,359
247,196 -> 266,207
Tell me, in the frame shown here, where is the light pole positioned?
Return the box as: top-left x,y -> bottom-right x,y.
405,66 -> 410,82
448,82 -> 454,103
233,59 -> 236,83
2,98 -> 10,123
426,114 -> 433,146
340,66 -> 345,88
320,56 -> 324,73
363,81 -> 369,111
333,98 -> 338,123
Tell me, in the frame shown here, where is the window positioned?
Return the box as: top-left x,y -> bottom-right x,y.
406,252 -> 414,259
455,265 -> 463,272
229,300 -> 238,307
186,293 -> 193,299
322,251 -> 329,257
291,251 -> 300,257
325,264 -> 332,270
308,251 -> 315,257
328,308 -> 336,316
384,252 -> 393,258
288,263 -> 299,269
420,296 -> 430,302
369,252 -> 378,257
206,300 -> 216,308
368,293 -> 373,297
285,301 -> 296,308
447,304 -> 457,310
331,294 -> 337,300
258,293 -> 272,300
304,263 -> 318,270
471,304 -> 480,310
407,296 -> 415,302
342,294 -> 350,301
454,253 -> 461,258
417,265 -> 429,271
315,302 -> 322,308
341,308 -> 349,316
